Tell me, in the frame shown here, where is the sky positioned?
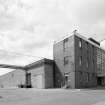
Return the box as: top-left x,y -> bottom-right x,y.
0,0 -> 105,75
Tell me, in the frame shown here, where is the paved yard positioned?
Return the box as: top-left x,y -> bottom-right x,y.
0,88 -> 105,105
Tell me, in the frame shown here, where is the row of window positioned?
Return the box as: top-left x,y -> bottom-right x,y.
63,38 -> 82,50
64,55 -> 92,68
79,38 -> 95,68
64,55 -> 94,67
79,72 -> 95,83
79,56 -> 95,68
97,48 -> 105,72
63,38 -> 95,67
63,37 -> 95,51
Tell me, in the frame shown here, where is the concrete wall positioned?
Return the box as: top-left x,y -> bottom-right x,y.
0,69 -> 26,88
53,35 -> 75,88
44,64 -> 54,88
27,63 -> 54,89
27,66 -> 45,89
74,35 -> 97,88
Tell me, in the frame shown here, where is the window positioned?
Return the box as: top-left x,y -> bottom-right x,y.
86,59 -> 89,68
92,45 -> 94,54
79,56 -> 82,66
63,38 -> 69,50
80,71 -> 83,82
64,56 -> 69,65
92,45 -> 94,60
86,73 -> 89,82
89,74 -> 92,81
86,42 -> 88,50
79,39 -> 82,48
93,59 -> 94,64
93,58 -> 95,69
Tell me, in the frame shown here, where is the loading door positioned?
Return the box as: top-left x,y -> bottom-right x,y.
31,74 -> 43,89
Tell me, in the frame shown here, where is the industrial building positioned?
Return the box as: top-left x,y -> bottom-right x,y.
54,32 -> 105,88
0,32 -> 105,89
0,59 -> 54,89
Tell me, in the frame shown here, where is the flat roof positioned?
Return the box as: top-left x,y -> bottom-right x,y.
75,32 -> 105,51
54,32 -> 105,52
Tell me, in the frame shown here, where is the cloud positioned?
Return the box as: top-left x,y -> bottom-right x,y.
0,0 -> 105,67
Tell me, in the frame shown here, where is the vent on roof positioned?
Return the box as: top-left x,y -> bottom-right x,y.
88,38 -> 100,46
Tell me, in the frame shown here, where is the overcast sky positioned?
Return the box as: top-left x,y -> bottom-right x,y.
0,0 -> 105,75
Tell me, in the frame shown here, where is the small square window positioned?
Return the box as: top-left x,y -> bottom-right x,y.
64,56 -> 69,65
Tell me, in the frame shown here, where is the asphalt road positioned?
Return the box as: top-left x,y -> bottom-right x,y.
0,88 -> 105,105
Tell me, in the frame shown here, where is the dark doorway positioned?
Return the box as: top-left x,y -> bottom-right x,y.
64,76 -> 69,88
26,73 -> 32,88
97,77 -> 102,86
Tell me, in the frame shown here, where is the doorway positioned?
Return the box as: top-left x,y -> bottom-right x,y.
97,77 -> 102,86
64,75 -> 69,88
26,73 -> 32,88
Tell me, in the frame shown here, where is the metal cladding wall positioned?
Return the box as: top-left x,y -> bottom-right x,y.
53,35 -> 75,88
74,35 -> 97,88
0,69 -> 26,88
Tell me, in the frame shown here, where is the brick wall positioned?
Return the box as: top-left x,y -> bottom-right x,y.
75,35 -> 97,88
